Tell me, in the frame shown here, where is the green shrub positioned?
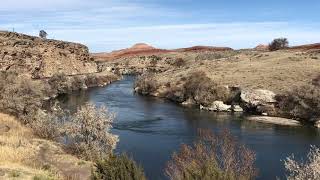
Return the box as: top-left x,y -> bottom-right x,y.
92,154 -> 146,180
165,129 -> 257,180
276,84 -> 320,122
269,38 -> 289,51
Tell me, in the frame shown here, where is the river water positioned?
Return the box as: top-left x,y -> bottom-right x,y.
58,76 -> 320,180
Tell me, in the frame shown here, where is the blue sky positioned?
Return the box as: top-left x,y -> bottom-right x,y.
1,0 -> 320,52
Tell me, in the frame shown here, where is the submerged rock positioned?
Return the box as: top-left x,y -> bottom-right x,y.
247,116 -> 301,126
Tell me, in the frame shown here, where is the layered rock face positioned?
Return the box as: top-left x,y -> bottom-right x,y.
0,31 -> 97,78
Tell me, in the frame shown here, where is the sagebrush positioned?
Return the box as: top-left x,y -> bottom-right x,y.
276,84 -> 320,123
66,103 -> 119,161
284,146 -> 320,180
165,129 -> 257,180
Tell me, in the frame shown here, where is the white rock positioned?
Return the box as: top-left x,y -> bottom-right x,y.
315,121 -> 320,128
233,105 -> 244,112
210,101 -> 232,112
247,116 -> 301,126
105,66 -> 113,72
241,89 -> 276,106
182,98 -> 195,106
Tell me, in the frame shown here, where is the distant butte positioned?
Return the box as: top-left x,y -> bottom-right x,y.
92,43 -> 233,62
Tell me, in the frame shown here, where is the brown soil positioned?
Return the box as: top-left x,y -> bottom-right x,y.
175,46 -> 233,52
290,43 -> 320,51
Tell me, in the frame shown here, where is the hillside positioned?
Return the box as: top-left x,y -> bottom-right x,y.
92,44 -> 232,62
290,43 -> 320,51
92,43 -> 170,62
0,31 -> 97,78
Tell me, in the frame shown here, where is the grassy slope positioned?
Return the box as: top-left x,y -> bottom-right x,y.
136,50 -> 320,94
0,113 -> 92,180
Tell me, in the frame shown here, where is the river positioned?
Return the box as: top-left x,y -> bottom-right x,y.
58,76 -> 320,180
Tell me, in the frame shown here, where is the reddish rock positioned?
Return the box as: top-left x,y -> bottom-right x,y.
175,46 -> 233,52
92,43 -> 170,61
290,43 -> 320,51
254,44 -> 269,51
92,44 -> 233,62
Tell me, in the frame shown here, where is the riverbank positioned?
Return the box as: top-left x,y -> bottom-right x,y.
57,76 -> 320,180
0,31 -> 121,179
99,48 -> 320,127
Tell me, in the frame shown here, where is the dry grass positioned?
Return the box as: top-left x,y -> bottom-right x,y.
133,50 -> 320,94
0,113 -> 92,180
0,113 -> 35,164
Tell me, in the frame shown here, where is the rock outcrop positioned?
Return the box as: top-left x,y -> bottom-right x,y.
0,31 -> 97,78
241,89 -> 277,115
254,44 -> 269,51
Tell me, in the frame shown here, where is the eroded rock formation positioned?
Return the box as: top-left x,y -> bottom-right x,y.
0,31 -> 97,79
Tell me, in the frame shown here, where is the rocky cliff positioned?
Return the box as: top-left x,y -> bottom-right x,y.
0,31 -> 97,78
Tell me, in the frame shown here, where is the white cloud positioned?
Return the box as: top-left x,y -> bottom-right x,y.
40,22 -> 320,52
1,1 -> 320,52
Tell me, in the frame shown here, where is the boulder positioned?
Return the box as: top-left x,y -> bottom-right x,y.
233,105 -> 244,112
254,44 -> 269,51
200,101 -> 231,112
241,89 -> 276,106
241,89 -> 277,114
315,121 -> 320,128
